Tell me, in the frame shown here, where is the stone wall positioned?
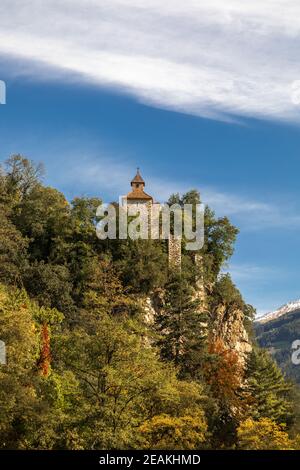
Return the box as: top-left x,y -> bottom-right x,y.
168,235 -> 182,268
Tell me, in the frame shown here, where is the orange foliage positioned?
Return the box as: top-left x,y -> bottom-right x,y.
38,323 -> 51,376
203,338 -> 245,408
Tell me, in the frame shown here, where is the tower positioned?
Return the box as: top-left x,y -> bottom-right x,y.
125,168 -> 153,204
122,169 -> 181,268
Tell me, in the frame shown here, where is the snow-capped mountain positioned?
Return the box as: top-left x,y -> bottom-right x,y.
257,299 -> 300,324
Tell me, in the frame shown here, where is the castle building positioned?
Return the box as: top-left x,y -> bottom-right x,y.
122,169 -> 181,268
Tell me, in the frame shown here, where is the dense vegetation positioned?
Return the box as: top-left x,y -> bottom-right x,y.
0,155 -> 299,449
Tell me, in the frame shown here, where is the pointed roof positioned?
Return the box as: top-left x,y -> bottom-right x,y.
131,168 -> 145,185
127,168 -> 153,202
126,188 -> 153,201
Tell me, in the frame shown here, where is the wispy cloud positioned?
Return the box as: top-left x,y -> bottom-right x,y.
203,188 -> 300,230
1,1 -> 300,122
225,263 -> 283,283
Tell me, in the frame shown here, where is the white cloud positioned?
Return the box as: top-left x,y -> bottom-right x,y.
1,1 -> 300,121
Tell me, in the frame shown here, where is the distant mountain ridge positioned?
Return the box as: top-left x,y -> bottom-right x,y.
255,299 -> 300,384
257,299 -> 300,324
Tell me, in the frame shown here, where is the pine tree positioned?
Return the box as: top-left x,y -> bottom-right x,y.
155,270 -> 207,378
245,348 -> 293,426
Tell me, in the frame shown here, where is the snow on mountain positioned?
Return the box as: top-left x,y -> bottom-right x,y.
257,299 -> 300,324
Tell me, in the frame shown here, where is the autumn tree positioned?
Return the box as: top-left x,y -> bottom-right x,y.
237,417 -> 293,450
203,338 -> 251,446
139,412 -> 207,450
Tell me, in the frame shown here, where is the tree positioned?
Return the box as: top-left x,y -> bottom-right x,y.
237,417 -> 293,450
52,313 -> 208,449
114,239 -> 168,294
12,184 -> 70,261
167,192 -> 239,286
4,154 -> 44,200
0,206 -> 27,285
155,271 -> 207,378
0,171 -> 28,285
0,283 -> 63,448
139,412 -> 207,450
203,207 -> 239,283
80,256 -> 139,319
22,261 -> 74,314
245,348 -> 293,426
0,155 -> 297,451
203,338 -> 252,447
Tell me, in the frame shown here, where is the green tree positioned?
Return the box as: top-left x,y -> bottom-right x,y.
13,184 -> 70,261
245,348 -> 293,426
0,170 -> 28,285
155,271 -> 207,378
203,207 -> 239,282
23,261 -> 74,314
114,239 -> 168,294
4,154 -> 43,200
53,314 -> 208,449
0,284 -> 64,449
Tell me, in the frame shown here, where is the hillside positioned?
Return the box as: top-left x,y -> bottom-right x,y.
255,304 -> 300,384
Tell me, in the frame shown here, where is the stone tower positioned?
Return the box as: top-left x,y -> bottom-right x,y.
123,169 -> 181,268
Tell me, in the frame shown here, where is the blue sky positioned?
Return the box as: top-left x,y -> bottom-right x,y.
0,1 -> 300,315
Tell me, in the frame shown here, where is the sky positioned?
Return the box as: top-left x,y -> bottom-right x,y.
0,0 -> 300,315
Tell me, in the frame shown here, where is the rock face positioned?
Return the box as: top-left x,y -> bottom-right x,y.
211,305 -> 252,366
143,289 -> 164,326
143,296 -> 156,325
143,287 -> 252,368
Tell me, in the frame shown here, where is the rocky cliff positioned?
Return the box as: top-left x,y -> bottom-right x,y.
210,304 -> 252,367
143,287 -> 252,368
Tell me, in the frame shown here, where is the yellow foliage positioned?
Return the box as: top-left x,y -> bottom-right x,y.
139,411 -> 208,449
237,418 -> 294,450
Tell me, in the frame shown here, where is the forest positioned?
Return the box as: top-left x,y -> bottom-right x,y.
0,154 -> 300,450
